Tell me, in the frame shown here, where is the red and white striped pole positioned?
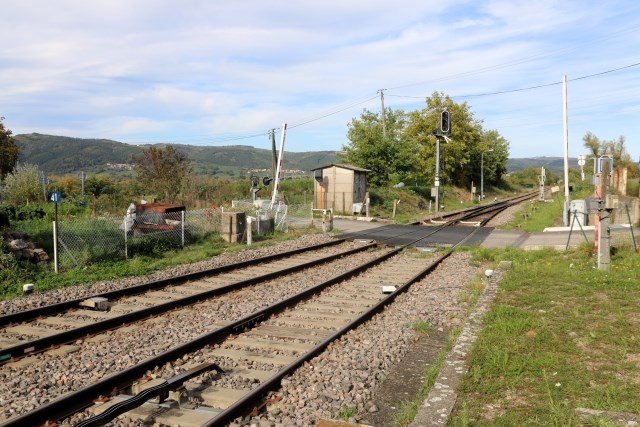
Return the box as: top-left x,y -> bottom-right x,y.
270,123 -> 287,208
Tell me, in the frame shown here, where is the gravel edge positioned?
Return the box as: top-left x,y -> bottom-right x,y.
408,260 -> 512,427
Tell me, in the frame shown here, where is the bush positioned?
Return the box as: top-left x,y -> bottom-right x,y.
1,163 -> 42,205
128,236 -> 183,257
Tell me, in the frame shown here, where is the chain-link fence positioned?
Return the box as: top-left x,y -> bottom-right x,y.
56,208 -> 221,268
55,204 -> 313,268
230,201 -> 313,233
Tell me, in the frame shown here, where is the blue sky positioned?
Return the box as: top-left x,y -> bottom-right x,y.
1,1 -> 639,160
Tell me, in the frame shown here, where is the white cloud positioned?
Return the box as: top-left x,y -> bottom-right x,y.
1,0 -> 639,156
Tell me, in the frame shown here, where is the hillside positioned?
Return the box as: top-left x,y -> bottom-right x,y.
14,133 -> 575,177
14,134 -> 339,177
507,157 -> 576,173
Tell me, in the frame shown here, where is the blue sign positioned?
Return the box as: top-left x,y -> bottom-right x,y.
597,157 -> 614,174
47,191 -> 62,203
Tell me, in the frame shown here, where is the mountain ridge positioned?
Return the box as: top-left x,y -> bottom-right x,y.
14,133 -> 575,177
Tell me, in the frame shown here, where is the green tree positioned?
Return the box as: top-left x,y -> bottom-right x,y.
1,163 -> 42,205
605,135 -> 636,177
342,108 -> 414,186
582,132 -> 637,178
131,145 -> 192,202
0,117 -> 20,179
85,176 -> 118,197
404,92 -> 496,188
582,131 -> 604,159
476,129 -> 510,187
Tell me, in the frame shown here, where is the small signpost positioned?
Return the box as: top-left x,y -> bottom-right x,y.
577,154 -> 586,181
48,191 -> 62,273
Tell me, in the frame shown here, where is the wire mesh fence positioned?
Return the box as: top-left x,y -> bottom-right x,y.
55,204 -> 313,268
56,208 -> 222,269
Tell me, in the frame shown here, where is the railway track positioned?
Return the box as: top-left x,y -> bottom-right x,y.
0,198 -> 523,426
72,249 -> 440,427
417,192 -> 537,226
0,239 -> 375,364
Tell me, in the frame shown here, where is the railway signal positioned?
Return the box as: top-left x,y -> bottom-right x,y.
441,109 -> 450,134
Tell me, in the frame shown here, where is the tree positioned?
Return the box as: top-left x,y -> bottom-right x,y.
605,136 -> 635,173
131,145 -> 192,202
582,131 -> 604,159
582,132 -> 637,178
0,117 -> 20,180
403,92 -> 509,188
1,163 -> 42,205
476,129 -> 510,187
342,92 -> 510,190
341,108 -> 414,186
85,176 -> 118,197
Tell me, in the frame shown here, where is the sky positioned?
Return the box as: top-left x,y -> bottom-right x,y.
1,0 -> 639,161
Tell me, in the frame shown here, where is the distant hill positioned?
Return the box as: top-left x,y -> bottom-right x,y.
14,133 -> 576,177
14,133 -> 339,177
507,157 -> 579,173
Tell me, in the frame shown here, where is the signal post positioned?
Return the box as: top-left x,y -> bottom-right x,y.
432,109 -> 450,213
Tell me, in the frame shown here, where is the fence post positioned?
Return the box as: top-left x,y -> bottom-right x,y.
181,210 -> 185,247
124,222 -> 128,260
53,221 -> 59,273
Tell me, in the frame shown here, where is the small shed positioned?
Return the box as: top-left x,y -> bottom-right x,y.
311,163 -> 369,214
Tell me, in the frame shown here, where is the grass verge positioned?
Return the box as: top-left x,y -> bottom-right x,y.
391,267 -> 490,427
0,226 -> 319,300
448,245 -> 640,426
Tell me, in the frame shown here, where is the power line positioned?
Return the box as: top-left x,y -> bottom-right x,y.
386,61 -> 640,100
384,23 -> 640,91
288,94 -> 379,129
118,57 -> 639,146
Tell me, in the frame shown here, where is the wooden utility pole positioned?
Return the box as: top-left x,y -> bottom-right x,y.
598,157 -> 611,271
378,89 -> 387,138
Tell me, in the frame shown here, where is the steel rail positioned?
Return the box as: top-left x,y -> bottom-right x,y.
98,216 -> 484,426
0,238 -> 345,328
1,197 -> 521,426
411,191 -> 537,225
0,245 -> 399,427
202,210 -> 489,426
0,241 -> 374,363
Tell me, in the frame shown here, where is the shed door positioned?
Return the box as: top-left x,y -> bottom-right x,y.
353,172 -> 365,203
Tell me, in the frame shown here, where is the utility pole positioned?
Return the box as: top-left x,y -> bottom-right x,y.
598,156 -> 611,271
378,89 -> 387,138
79,171 -> 85,195
562,75 -> 570,226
